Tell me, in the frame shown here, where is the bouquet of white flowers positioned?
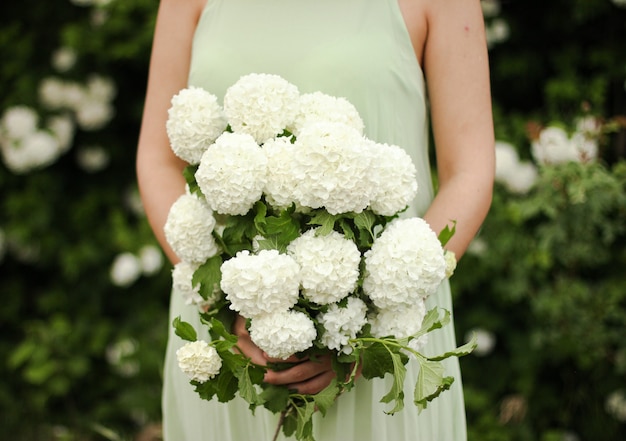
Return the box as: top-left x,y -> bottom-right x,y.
164,73 -> 474,441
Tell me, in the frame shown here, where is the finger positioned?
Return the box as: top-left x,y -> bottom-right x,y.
264,356 -> 333,385
287,370 -> 337,395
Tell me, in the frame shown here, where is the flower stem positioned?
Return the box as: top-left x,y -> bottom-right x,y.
272,409 -> 287,441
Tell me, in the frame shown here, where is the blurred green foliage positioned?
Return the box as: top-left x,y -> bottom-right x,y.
0,0 -> 625,440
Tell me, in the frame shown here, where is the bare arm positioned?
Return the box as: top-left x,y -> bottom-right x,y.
422,0 -> 495,259
136,0 -> 205,264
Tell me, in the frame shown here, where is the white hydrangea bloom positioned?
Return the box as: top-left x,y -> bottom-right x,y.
249,310 -> 316,360
369,301 -> 428,352
367,141 -> 418,216
110,252 -> 142,287
444,250 -> 457,279
289,91 -> 364,136
176,340 -> 222,383
287,228 -> 360,305
570,132 -> 598,162
0,106 -> 38,139
1,130 -> 62,174
166,86 -> 227,164
317,296 -> 368,354
39,78 -> 81,110
221,250 -> 300,318
486,18 -> 510,47
195,132 -> 267,215
292,122 -> 372,214
363,217 -> 446,310
224,73 -> 299,144
262,136 -> 299,210
172,260 -> 220,309
164,193 -> 219,263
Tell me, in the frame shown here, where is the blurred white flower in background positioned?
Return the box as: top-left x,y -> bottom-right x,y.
486,19 -> 510,48
76,145 -> 110,172
467,237 -> 488,257
48,114 -> 75,152
481,0 -> 501,17
531,125 -> 598,165
110,252 -> 142,287
605,390 -> 626,422
494,141 -> 538,194
611,0 -> 626,8
106,338 -> 140,377
465,327 -> 496,356
138,244 -> 163,275
51,47 -> 77,73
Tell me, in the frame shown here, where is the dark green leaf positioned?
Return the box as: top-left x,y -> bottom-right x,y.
379,351 -> 407,414
313,378 -> 340,416
193,255 -> 223,300
172,316 -> 197,342
261,385 -> 290,413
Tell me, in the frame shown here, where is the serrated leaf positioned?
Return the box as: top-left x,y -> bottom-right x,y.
413,358 -> 454,412
215,369 -> 238,402
379,351 -> 407,414
295,401 -> 316,441
193,378 -> 218,401
412,308 -> 451,340
238,364 -> 263,406
414,375 -> 454,412
192,255 -> 222,300
428,333 -> 477,361
282,411 -> 297,437
253,200 -> 268,234
354,210 -> 376,239
172,316 -> 197,342
313,378 -> 340,416
361,341 -> 396,379
307,210 -> 339,235
261,385 -> 290,413
265,210 -> 300,240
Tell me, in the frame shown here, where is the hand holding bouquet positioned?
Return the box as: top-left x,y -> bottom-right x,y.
163,73 -> 474,441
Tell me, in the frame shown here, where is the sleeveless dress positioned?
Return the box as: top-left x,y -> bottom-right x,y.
162,1 -> 467,439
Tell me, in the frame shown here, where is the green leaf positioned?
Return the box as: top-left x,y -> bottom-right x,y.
413,359 -> 454,412
183,164 -> 201,195
193,255 -> 223,301
215,368 -> 239,402
261,385 -> 290,413
379,351 -> 407,414
295,401 -> 316,441
438,220 -> 456,247
172,316 -> 197,342
412,308 -> 451,340
313,378 -> 340,416
253,200 -> 268,234
238,364 -> 263,406
361,341 -> 396,379
354,210 -> 376,240
307,210 -> 339,235
428,333 -> 477,362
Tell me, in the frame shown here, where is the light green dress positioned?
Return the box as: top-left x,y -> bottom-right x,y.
163,1 -> 467,439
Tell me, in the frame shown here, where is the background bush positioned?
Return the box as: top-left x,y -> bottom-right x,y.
0,1 -> 624,440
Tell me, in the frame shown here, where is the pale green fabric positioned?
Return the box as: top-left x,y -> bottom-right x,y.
163,1 -> 467,439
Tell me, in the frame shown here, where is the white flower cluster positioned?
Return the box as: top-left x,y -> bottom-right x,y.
166,74 -> 449,365
166,86 -> 227,164
369,302 -> 428,353
176,340 -> 222,383
364,217 -> 447,310
318,297 -> 368,354
531,121 -> 599,166
165,73 -> 417,216
495,141 -> 538,194
0,106 -> 74,174
164,192 -> 220,263
221,250 -> 301,317
287,228 -> 361,305
39,74 -> 116,131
